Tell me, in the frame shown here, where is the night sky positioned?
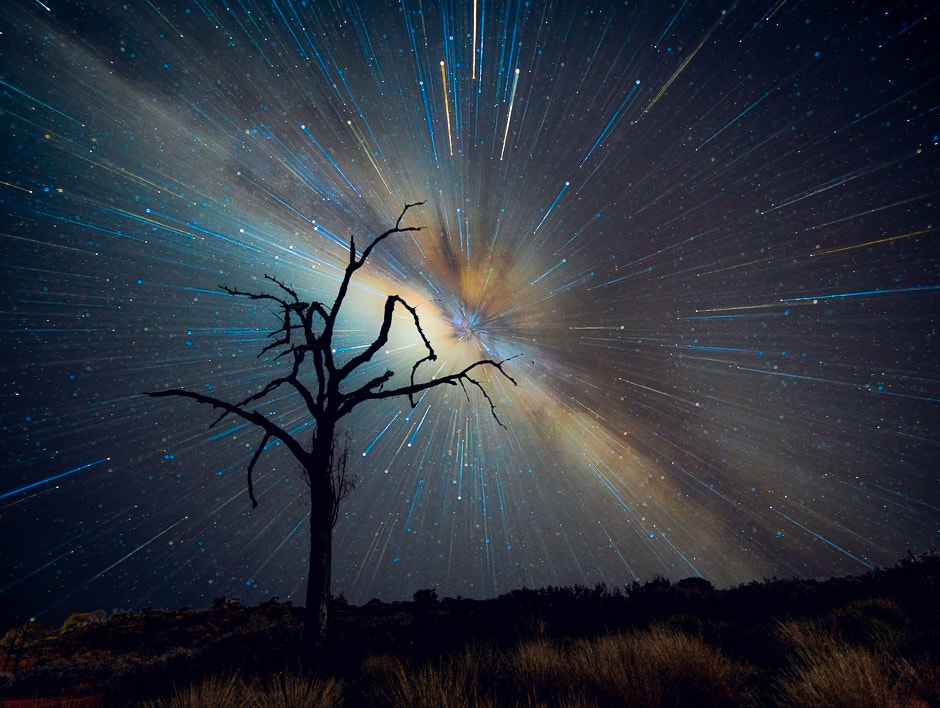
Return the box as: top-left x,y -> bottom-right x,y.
1,0 -> 937,626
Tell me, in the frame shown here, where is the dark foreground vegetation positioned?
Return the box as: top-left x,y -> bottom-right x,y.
2,552 -> 938,707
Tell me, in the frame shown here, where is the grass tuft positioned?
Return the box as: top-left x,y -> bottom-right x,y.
364,648 -> 494,708
138,673 -> 246,708
136,672 -> 344,708
773,618 -> 940,708
246,672 -> 344,708
509,625 -> 754,707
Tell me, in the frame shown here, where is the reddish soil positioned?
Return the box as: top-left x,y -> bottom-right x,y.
0,697 -> 101,707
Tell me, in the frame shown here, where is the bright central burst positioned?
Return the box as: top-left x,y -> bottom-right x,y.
450,309 -> 482,342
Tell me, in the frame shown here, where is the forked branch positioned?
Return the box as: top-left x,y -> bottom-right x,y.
340,355 -> 519,425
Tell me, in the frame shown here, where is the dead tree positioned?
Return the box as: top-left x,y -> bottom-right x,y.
146,202 -> 516,659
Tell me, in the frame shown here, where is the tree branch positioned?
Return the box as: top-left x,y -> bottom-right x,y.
338,356 -> 519,425
327,202 -> 425,343
222,276 -> 329,359
337,294 -> 434,382
246,432 -> 272,508
355,201 -> 426,268
143,389 -> 309,465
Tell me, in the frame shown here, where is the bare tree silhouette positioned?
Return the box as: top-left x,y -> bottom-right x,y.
145,202 -> 516,659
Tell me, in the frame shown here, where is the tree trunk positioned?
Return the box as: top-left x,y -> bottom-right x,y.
303,430 -> 335,663
304,488 -> 332,661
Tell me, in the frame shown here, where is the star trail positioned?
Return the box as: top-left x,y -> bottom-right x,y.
1,0 -> 937,624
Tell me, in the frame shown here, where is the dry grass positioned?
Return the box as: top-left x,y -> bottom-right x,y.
772,618 -> 940,708
135,672 -> 343,708
138,674 -> 246,708
246,672 -> 344,708
509,626 -> 753,707
362,648 -> 495,708
358,625 -> 755,707
777,643 -> 895,708
37,618 -> 932,708
355,623 -> 937,708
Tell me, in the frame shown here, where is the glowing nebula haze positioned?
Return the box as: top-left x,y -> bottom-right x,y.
1,0 -> 937,623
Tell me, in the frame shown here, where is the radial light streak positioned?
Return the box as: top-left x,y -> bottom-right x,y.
471,0 -> 479,80
347,119 -> 394,195
0,79 -> 85,127
0,179 -> 33,194
1,458 -> 111,500
810,228 -> 935,257
759,171 -> 870,215
362,412 -> 402,457
780,285 -> 940,303
531,258 -> 566,285
533,182 -> 569,234
81,516 -> 191,588
617,378 -> 702,409
580,80 -> 641,167
660,533 -> 702,578
654,0 -> 691,49
641,6 -> 731,117
407,406 -> 432,447
440,61 -> 455,156
770,507 -> 873,570
499,68 -> 520,161
299,124 -> 362,197
144,0 -> 185,38
696,90 -> 771,150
